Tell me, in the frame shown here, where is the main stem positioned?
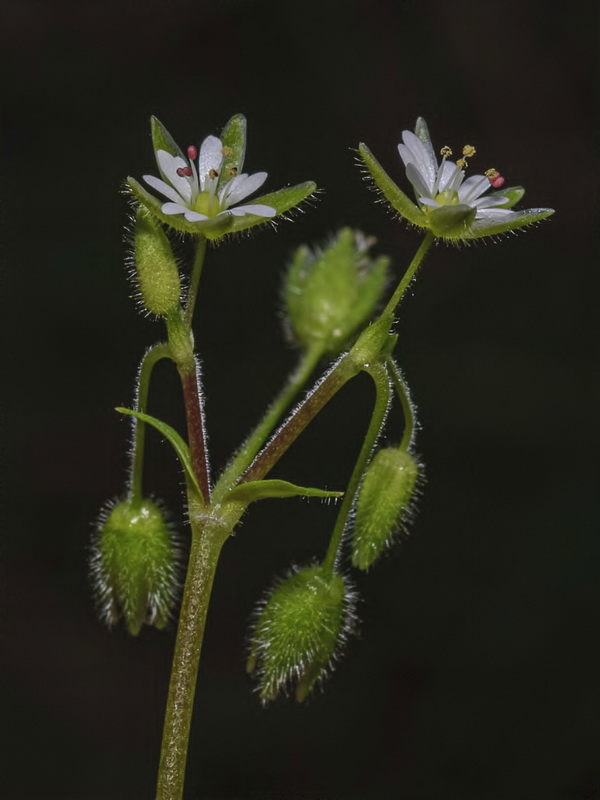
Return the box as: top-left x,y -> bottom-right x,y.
155,498 -> 230,800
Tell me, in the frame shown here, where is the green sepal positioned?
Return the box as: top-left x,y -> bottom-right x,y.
222,181 -> 318,236
466,207 -> 554,239
488,185 -> 525,209
116,407 -> 202,497
151,116 -> 186,163
217,114 -> 247,195
127,177 -> 234,237
358,143 -> 427,228
227,479 -> 342,505
428,204 -> 477,238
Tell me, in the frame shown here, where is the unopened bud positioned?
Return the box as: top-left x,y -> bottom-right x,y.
247,564 -> 354,703
284,229 -> 389,356
90,497 -> 179,635
133,208 -> 181,316
352,449 -> 419,570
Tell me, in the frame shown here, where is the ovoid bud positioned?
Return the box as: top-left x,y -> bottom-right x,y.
352,448 -> 419,570
247,564 -> 354,703
284,228 -> 389,356
90,497 -> 178,635
133,207 -> 181,316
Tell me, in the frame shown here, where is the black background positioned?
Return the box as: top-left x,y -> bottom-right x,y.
2,1 -> 599,799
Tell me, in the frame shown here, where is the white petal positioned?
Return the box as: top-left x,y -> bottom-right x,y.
401,130 -> 437,193
144,174 -> 186,205
198,135 -> 223,189
458,174 -> 490,204
224,172 -> 268,207
156,150 -> 193,204
161,202 -> 190,216
406,162 -> 433,199
474,195 -> 508,209
229,204 -> 276,217
419,197 -> 439,208
438,162 -> 463,194
183,209 -> 209,222
398,143 -> 414,168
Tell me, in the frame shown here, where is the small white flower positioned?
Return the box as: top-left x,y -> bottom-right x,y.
143,135 -> 276,223
398,129 -> 511,224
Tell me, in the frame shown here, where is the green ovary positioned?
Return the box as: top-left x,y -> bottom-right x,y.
193,190 -> 222,217
434,189 -> 459,207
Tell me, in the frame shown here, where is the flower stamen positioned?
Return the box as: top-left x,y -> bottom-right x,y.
187,145 -> 198,161
456,144 -> 476,170
485,168 -> 505,188
176,166 -> 193,177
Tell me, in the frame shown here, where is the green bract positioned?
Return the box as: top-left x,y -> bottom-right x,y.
247,564 -> 352,702
352,448 -> 419,570
359,117 -> 554,242
133,208 -> 181,316
127,114 -> 316,241
284,228 -> 389,356
91,497 -> 178,635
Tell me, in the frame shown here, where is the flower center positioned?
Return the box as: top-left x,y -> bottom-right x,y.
193,190 -> 222,218
434,189 -> 460,206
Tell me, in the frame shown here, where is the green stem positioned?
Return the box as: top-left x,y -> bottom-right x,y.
128,343 -> 172,503
155,495 -> 235,800
386,357 -> 416,452
184,237 -> 207,328
322,362 -> 391,575
382,231 -> 434,318
213,344 -> 323,501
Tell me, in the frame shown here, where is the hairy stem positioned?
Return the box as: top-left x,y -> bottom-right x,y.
184,237 -> 207,328
128,343 -> 172,503
214,344 -> 323,501
155,497 -> 234,800
382,231 -> 434,317
181,366 -> 211,503
322,361 -> 391,575
387,357 -> 417,452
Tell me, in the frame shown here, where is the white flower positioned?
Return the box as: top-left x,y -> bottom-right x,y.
398,129 -> 511,224
143,135 -> 276,223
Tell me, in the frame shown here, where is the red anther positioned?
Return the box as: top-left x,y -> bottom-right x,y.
187,145 -> 198,160
176,166 -> 193,177
491,175 -> 505,189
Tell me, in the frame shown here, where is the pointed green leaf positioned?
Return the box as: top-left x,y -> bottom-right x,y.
466,208 -> 554,239
217,114 -> 247,194
488,185 -> 525,209
221,181 -> 317,236
358,143 -> 427,228
151,116 -> 186,161
126,177 -> 234,237
227,479 -> 343,505
428,204 -> 477,238
116,407 -> 202,497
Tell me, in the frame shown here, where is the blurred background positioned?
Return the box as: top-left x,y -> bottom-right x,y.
2,1 -> 599,798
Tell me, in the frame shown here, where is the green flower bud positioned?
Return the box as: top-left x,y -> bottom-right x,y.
90,497 -> 179,635
352,448 -> 419,570
133,208 -> 181,316
284,229 -> 389,356
247,564 -> 355,703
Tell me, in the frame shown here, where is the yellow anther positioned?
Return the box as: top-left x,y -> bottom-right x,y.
222,146 -> 233,157
456,158 -> 467,169
208,168 -> 219,180
462,144 -> 476,158
485,168 -> 499,179
228,166 -> 238,177
440,145 -> 453,157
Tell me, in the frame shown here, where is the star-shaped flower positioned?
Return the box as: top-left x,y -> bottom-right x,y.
127,115 -> 316,241
144,135 -> 276,223
359,118 -> 553,241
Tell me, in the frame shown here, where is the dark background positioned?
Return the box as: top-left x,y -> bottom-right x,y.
2,1 -> 599,798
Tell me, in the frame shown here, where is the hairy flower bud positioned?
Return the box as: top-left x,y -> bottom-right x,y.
352,448 -> 419,570
247,564 -> 355,702
133,207 -> 181,316
90,497 -> 179,635
284,228 -> 389,356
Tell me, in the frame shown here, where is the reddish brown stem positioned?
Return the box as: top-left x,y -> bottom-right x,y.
182,367 -> 211,503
